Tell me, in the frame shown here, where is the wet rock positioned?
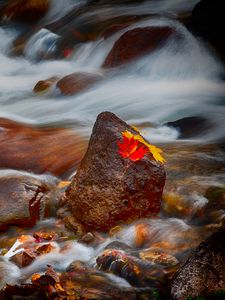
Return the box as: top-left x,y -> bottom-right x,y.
33,231 -> 58,242
166,116 -> 214,139
0,170 -> 59,231
1,0 -> 49,24
10,249 -> 36,268
63,260 -> 151,299
64,112 -> 166,231
33,76 -> 59,94
171,226 -> 225,299
0,118 -> 87,177
102,26 -> 176,68
190,0 -> 225,63
56,72 -> 103,96
139,249 -> 179,267
96,249 -> 166,290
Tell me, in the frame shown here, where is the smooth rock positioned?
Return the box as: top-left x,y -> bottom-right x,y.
64,111 -> 166,231
33,76 -> 59,94
0,170 -> 59,231
171,226 -> 225,299
102,26 -> 176,68
166,116 -> 214,139
190,0 -> 225,63
56,72 -> 103,96
1,0 -> 49,24
0,118 -> 87,177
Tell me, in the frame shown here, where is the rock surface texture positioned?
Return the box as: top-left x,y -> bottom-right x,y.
171,226 -> 225,299
0,170 -> 59,231
64,112 -> 166,231
1,0 -> 49,23
56,72 -> 103,96
102,26 -> 176,68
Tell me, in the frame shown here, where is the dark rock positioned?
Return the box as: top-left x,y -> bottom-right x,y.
0,118 -> 87,177
64,112 -> 166,231
0,170 -> 59,231
1,0 -> 49,24
56,72 -> 103,96
166,116 -> 214,139
190,0 -> 225,63
102,26 -> 176,68
171,226 -> 225,299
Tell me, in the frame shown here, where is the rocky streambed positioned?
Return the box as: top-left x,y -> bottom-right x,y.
0,0 -> 225,299
0,112 -> 224,300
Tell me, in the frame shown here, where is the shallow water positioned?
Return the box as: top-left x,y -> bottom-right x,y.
0,0 -> 225,294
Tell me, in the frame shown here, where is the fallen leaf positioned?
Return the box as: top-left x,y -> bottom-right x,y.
123,130 -> 166,163
117,134 -> 147,161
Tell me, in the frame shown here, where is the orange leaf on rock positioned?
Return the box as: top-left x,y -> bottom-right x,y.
123,130 -> 166,163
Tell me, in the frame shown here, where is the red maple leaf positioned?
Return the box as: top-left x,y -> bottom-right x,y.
117,134 -> 147,161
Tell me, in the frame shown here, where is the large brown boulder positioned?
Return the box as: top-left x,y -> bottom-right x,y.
0,118 -> 87,177
1,0 -> 49,24
0,170 -> 59,231
171,226 -> 225,299
56,72 -> 103,96
102,26 -> 176,68
64,112 -> 166,231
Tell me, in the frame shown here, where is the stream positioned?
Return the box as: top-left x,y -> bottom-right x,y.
0,0 -> 225,298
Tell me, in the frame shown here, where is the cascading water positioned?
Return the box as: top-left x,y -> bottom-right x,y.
0,0 -> 225,298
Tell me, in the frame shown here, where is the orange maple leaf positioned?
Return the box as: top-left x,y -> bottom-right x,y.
123,130 -> 166,164
117,133 -> 147,161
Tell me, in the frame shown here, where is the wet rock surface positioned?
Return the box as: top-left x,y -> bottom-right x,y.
0,118 -> 87,177
64,112 -> 166,231
0,0 -> 49,24
33,76 -> 59,94
102,26 -> 177,68
166,116 -> 214,139
190,0 -> 225,63
56,72 -> 103,96
0,170 -> 59,231
171,226 -> 225,299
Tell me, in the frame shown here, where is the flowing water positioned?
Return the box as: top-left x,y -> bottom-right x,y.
0,0 -> 225,296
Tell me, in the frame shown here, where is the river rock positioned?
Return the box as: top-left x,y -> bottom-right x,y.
33,76 -> 59,94
166,116 -> 214,139
56,72 -> 103,96
0,118 -> 87,177
102,26 -> 176,68
0,170 -> 59,231
171,226 -> 225,299
64,112 -> 166,231
1,0 -> 49,24
190,0 -> 225,63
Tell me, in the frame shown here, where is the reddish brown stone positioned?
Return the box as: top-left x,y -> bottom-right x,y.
56,72 -> 103,96
36,244 -> 53,255
1,0 -> 49,24
0,118 -> 87,176
64,112 -> 166,231
11,249 -> 36,267
33,76 -> 59,94
102,26 -> 176,68
0,170 -> 59,231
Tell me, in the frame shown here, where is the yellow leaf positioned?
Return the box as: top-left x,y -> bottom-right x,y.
123,130 -> 166,164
